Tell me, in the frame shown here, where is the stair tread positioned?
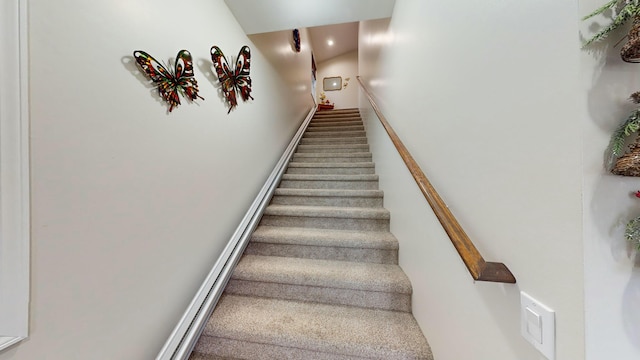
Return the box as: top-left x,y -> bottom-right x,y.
294,152 -> 372,158
311,117 -> 362,121
313,114 -> 360,117
304,130 -> 365,136
297,144 -> 369,150
287,162 -> 374,168
274,188 -> 383,197
233,255 -> 411,293
281,174 -> 378,180
299,137 -> 368,144
264,204 -> 389,219
251,226 -> 398,249
306,126 -> 365,132
308,121 -> 363,126
201,295 -> 432,360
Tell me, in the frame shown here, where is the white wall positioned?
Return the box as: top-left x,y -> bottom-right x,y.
0,1 -> 313,359
580,0 -> 640,358
359,1 -> 584,359
316,51 -> 359,109
249,28 -> 315,105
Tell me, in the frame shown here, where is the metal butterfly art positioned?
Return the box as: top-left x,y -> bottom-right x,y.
210,45 -> 253,114
293,29 -> 301,52
133,49 -> 204,112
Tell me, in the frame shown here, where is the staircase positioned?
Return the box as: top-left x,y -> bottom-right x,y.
190,109 -> 433,360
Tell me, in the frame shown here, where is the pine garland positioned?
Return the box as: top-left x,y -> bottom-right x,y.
582,0 -> 640,47
606,108 -> 640,169
583,0 -> 620,20
626,215 -> 640,249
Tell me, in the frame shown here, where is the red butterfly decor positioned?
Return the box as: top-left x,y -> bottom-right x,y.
133,49 -> 204,112
210,45 -> 253,113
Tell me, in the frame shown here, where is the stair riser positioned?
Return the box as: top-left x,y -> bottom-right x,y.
309,120 -> 363,126
192,336 -> 364,360
313,110 -> 360,117
291,156 -> 372,163
311,119 -> 362,124
271,194 -> 383,207
308,121 -> 363,127
286,166 -> 375,175
296,145 -> 369,153
303,131 -> 366,138
225,279 -> 411,312
299,138 -> 367,145
313,114 -> 360,119
259,215 -> 390,231
245,242 -> 398,264
278,179 -> 379,190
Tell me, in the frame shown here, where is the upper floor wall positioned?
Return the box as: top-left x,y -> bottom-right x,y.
316,50 -> 359,109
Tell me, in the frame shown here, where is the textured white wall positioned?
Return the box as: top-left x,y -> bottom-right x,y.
359,1 -> 584,359
580,0 -> 640,358
0,0 -> 313,359
316,51 -> 359,109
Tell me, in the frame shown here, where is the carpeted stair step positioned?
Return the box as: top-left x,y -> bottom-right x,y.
314,108 -> 359,115
246,226 -> 398,264
312,113 -> 361,118
286,162 -> 375,175
308,119 -> 363,125
260,204 -> 390,231
292,152 -> 372,163
271,188 -> 383,207
299,136 -> 368,145
295,144 -> 369,153
278,174 -> 379,190
191,294 -> 433,360
307,120 -> 363,128
303,130 -> 367,138
225,255 -> 412,312
313,112 -> 360,119
305,125 -> 365,132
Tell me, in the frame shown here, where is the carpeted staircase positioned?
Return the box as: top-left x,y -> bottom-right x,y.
190,109 -> 433,360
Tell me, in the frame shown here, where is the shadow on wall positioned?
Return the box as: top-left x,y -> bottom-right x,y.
624,264 -> 640,350
476,283 -> 527,356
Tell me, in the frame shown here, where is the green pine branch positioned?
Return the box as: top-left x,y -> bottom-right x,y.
606,109 -> 640,169
582,0 -> 619,20
626,216 -> 640,249
582,1 -> 640,47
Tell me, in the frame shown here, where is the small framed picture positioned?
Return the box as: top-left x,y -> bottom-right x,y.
323,76 -> 342,91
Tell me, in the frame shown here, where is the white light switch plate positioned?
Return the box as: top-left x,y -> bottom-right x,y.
521,291 -> 555,360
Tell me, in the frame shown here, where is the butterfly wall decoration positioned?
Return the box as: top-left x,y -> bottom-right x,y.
210,45 -> 253,114
292,29 -> 301,52
133,49 -> 204,112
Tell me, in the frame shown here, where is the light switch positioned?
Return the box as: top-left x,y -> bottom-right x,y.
525,307 -> 542,343
521,291 -> 555,360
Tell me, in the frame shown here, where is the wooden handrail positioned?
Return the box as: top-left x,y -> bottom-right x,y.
357,77 -> 516,284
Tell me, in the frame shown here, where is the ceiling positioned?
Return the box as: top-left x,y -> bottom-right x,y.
224,0 -> 395,34
224,0 -> 394,64
307,22 -> 359,63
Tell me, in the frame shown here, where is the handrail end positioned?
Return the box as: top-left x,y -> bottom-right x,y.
476,262 -> 516,284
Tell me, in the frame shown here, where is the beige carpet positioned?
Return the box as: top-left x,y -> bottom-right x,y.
190,109 -> 433,360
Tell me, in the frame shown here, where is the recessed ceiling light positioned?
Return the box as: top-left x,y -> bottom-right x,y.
327,39 -> 334,46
